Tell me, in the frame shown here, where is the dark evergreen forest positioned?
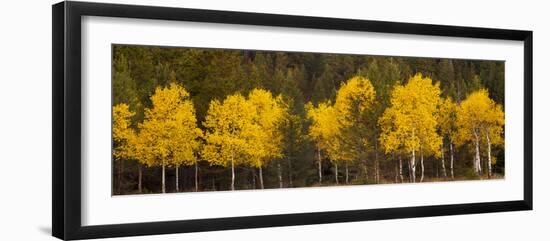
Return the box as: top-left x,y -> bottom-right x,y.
112,44 -> 504,195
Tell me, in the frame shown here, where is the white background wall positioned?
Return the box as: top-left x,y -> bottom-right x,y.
0,0 -> 547,240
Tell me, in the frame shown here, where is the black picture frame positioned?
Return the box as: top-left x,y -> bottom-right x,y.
52,1 -> 533,240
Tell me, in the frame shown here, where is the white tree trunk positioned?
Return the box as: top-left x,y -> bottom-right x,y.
364,161 -> 368,181
450,143 -> 454,179
230,154 -> 235,191
259,166 -> 264,189
194,161 -> 199,192
334,163 -> 339,184
399,156 -> 403,183
138,164 -> 142,193
345,162 -> 349,184
252,169 -> 256,189
420,148 -> 425,182
287,157 -> 293,187
436,159 -> 439,178
278,161 -> 283,188
474,129 -> 481,175
486,131 -> 492,178
407,157 -> 412,182
395,162 -> 398,183
162,161 -> 166,193
375,139 -> 379,184
411,149 -> 416,183
175,165 -> 179,192
118,159 -> 123,194
441,144 -> 447,178
230,129 -> 236,191
317,147 -> 322,185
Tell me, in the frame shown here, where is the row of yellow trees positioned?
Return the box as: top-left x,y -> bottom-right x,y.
113,73 -> 504,193
307,74 -> 504,185
113,83 -> 288,193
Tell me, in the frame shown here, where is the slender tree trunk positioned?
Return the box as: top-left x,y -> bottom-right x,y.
230,128 -> 236,190
231,152 -> 235,191
375,159 -> 379,184
138,164 -> 142,193
411,130 -> 417,183
375,139 -> 379,184
277,161 -> 283,188
317,146 -> 322,185
473,129 -> 481,175
436,159 -> 439,179
395,162 -> 398,183
287,156 -> 293,187
345,162 -> 349,184
486,131 -> 492,178
480,152 -> 484,175
259,166 -> 264,189
118,159 -> 123,194
161,160 -> 166,193
252,169 -> 256,189
441,144 -> 447,178
411,149 -> 416,183
334,163 -> 339,184
363,161 -> 368,181
420,148 -> 425,182
450,143 -> 455,179
399,155 -> 403,183
407,157 -> 411,182
212,177 -> 216,191
194,162 -> 199,192
175,165 -> 179,192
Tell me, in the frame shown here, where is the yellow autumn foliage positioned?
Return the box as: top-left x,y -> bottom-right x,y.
306,76 -> 377,165
334,76 -> 377,163
112,103 -> 137,161
379,74 -> 442,157
202,88 -> 287,169
455,89 -> 504,150
438,97 -> 458,140
136,83 -> 202,168
245,89 -> 287,168
202,94 -> 254,167
306,101 -> 342,162
334,76 -> 376,127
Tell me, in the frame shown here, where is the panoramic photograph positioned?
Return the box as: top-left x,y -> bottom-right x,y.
111,44 -> 505,195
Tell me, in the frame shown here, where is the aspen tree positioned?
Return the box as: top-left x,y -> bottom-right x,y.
171,98 -> 203,192
334,76 -> 376,184
456,89 -> 504,177
245,89 -> 287,189
438,97 -> 458,179
112,103 -> 137,193
138,83 -> 200,193
202,94 -> 255,190
306,102 -> 340,185
379,74 -> 442,183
